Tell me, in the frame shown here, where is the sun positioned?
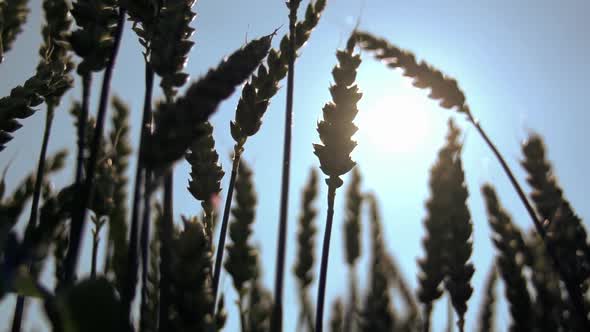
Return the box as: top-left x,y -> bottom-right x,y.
355,85 -> 433,154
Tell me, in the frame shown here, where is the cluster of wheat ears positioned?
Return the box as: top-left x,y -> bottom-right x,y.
0,1 -> 589,331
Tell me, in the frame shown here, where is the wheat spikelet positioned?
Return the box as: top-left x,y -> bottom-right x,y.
521,134 -> 590,289
314,34 -> 362,332
330,298 -> 344,332
353,31 -> 466,112
344,167 -> 362,266
69,0 -> 118,74
293,168 -> 318,331
418,120 -> 473,332
476,265 -> 498,332
482,184 -> 533,331
144,33 -> 273,169
247,277 -> 273,332
361,194 -> 396,331
185,121 -> 224,238
150,0 -> 196,98
0,0 -> 29,62
231,0 -> 326,142
0,0 -> 72,152
168,216 -> 215,331
313,35 -> 362,188
224,159 -> 258,295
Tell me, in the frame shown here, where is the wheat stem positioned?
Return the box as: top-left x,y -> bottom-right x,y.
11,102 -> 55,332
212,145 -> 242,310
122,61 -> 154,330
75,74 -> 91,186
271,1 -> 299,330
315,182 -> 337,332
64,8 -> 125,285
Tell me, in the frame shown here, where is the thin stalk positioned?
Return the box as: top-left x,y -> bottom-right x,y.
158,170 -> 174,332
123,62 -> 154,329
75,73 -> 92,185
271,2 -> 298,330
11,104 -> 55,332
315,184 -> 337,332
64,9 -> 126,285
212,146 -> 242,309
467,112 -> 590,328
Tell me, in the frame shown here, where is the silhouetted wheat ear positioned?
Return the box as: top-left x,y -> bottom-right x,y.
313,35 -> 362,187
0,149 -> 66,231
224,159 -> 258,295
481,184 -> 533,331
0,1 -> 72,152
69,0 -> 118,74
314,34 -> 362,332
293,168 -> 318,331
231,0 -> 326,142
521,134 -> 590,287
353,31 -> 467,112
477,265 -> 498,332
524,230 -> 569,331
105,96 -> 132,294
343,167 -> 362,332
294,168 -> 318,289
247,274 -> 274,332
144,33 -> 273,169
344,166 -> 362,266
329,298 -> 344,332
167,216 -> 215,331
186,121 -> 224,237
149,0 -> 196,99
361,194 -> 396,332
0,0 -> 29,62
418,120 -> 473,332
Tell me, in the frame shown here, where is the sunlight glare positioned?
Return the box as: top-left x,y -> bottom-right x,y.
356,82 -> 434,154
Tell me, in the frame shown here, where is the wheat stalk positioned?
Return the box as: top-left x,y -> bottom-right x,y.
314,35 -> 362,332
64,5 -> 126,286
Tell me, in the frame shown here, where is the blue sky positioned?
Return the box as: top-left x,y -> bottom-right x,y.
1,0 -> 589,331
